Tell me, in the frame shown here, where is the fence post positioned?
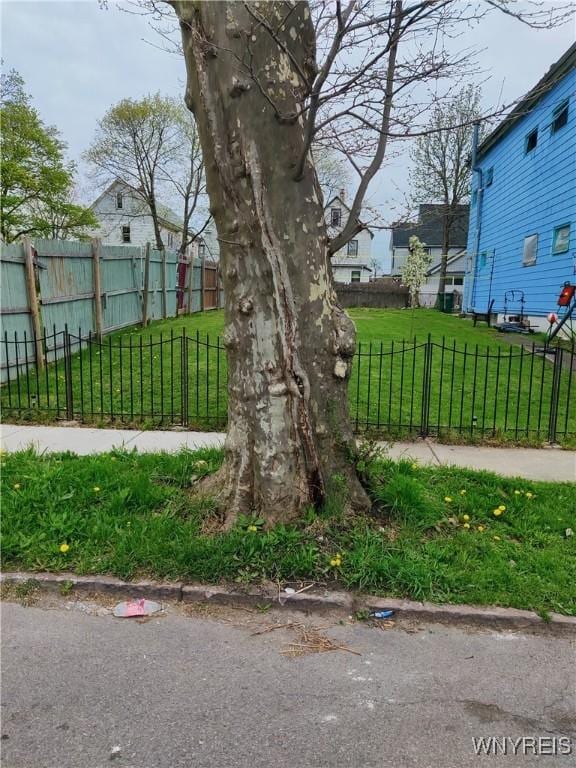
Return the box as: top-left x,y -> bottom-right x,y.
186,258 -> 194,314
142,242 -> 151,326
92,238 -> 104,341
161,248 -> 168,319
420,334 -> 432,437
548,348 -> 564,443
201,254 -> 205,311
64,325 -> 74,420
22,237 -> 45,371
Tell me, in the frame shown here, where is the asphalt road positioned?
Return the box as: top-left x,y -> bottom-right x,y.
2,598 -> 575,768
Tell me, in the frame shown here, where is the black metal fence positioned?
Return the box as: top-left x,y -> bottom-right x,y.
2,328 -> 575,443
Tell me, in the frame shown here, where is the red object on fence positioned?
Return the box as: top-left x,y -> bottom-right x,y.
176,261 -> 188,310
558,283 -> 575,307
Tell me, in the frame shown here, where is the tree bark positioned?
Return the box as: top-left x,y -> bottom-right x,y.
436,205 -> 451,307
173,0 -> 370,525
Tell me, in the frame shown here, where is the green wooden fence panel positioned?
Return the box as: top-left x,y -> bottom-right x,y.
0,243 -> 33,382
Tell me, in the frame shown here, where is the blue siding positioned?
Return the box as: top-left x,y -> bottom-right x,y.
466,68 -> 576,317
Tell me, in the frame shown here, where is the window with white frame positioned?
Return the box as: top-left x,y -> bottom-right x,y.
330,207 -> 341,227
347,239 -> 358,256
121,225 -> 131,243
116,192 -> 123,209
552,224 -> 570,254
350,269 -> 361,283
525,128 -> 538,153
522,234 -> 538,266
551,100 -> 569,134
167,232 -> 174,248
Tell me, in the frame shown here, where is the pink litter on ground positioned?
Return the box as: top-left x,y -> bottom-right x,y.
113,599 -> 162,618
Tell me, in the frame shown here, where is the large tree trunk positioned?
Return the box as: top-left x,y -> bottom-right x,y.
174,0 -> 370,525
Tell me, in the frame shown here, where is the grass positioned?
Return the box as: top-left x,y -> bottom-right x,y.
2,308 -> 574,444
2,447 -> 575,616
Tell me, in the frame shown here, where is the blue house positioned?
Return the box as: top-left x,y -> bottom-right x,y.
465,43 -> 576,331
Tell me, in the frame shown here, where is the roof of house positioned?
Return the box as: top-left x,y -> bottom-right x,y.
391,204 -> 469,249
90,179 -> 183,231
333,262 -> 372,271
427,251 -> 467,276
325,195 -> 375,239
477,41 -> 576,159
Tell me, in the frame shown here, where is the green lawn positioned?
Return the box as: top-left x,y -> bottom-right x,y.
2,308 -> 574,444
2,448 -> 575,616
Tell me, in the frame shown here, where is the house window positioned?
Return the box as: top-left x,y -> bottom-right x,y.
551,100 -> 569,134
121,225 -> 131,243
552,224 -> 571,255
522,234 -> 538,266
167,232 -> 174,248
350,270 -> 361,283
198,241 -> 206,257
453,277 -> 464,286
479,252 -> 487,269
330,208 -> 341,227
347,239 -> 358,256
116,192 -> 123,209
525,128 -> 538,153
486,167 -> 494,187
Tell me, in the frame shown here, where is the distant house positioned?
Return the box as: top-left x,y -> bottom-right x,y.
326,195 -> 374,284
390,204 -> 469,305
464,43 -> 576,330
90,179 -> 219,262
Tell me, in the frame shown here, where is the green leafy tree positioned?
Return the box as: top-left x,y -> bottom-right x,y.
0,70 -> 96,242
85,94 -> 192,251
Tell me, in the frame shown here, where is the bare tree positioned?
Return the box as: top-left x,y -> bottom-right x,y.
409,84 -> 482,304
160,104 -> 211,258
161,0 -> 570,526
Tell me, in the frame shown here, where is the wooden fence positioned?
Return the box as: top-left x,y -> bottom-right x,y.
0,238 -> 221,382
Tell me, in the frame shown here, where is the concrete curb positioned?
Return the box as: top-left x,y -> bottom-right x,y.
2,571 -> 575,636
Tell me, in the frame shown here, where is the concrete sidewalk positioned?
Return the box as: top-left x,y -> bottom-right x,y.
1,423 -> 574,481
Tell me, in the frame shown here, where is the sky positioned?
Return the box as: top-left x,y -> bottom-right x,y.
2,0 -> 575,271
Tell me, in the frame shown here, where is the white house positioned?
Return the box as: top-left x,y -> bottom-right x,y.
326,195 -> 373,283
389,204 -> 468,305
89,179 -> 219,262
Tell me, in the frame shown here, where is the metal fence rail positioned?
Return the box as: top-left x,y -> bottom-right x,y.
1,330 -> 574,443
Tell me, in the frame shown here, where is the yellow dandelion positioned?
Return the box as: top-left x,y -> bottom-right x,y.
247,525 -> 258,532
493,509 -> 502,517
460,489 -> 467,495
13,483 -> 21,490
514,490 -> 521,495
444,496 -> 453,503
525,492 -> 534,499
59,543 -> 70,553
411,463 -> 418,469
93,486 -> 101,493
498,505 -> 506,512
493,535 -> 501,541
462,514 -> 470,522
463,522 -> 471,529
477,525 -> 485,532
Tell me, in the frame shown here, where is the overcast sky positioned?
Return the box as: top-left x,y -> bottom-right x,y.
2,0 -> 575,269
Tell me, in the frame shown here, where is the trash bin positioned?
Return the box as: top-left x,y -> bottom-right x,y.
440,293 -> 454,313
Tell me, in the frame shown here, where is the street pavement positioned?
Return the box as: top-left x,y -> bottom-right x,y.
2,598 -> 575,768
2,423 -> 575,481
